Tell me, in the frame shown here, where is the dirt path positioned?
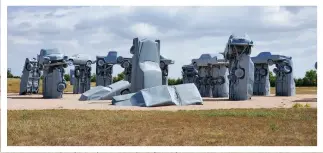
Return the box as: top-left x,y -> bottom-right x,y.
3,93 -> 317,111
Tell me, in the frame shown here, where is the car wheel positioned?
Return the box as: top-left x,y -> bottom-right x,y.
259,68 -> 268,76
283,65 -> 292,74
25,63 -> 32,71
160,61 -> 166,69
57,82 -> 66,92
234,68 -> 245,79
97,59 -> 105,66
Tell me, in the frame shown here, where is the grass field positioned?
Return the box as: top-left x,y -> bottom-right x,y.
7,108 -> 317,146
7,78 -> 318,94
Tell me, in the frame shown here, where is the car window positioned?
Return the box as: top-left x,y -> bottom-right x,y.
45,49 -> 60,55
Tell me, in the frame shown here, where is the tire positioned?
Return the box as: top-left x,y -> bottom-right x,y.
283,65 -> 292,74
259,68 -> 268,76
25,63 -> 32,71
122,61 -> 130,68
97,59 -> 105,66
160,61 -> 166,69
57,82 -> 66,92
234,68 -> 245,79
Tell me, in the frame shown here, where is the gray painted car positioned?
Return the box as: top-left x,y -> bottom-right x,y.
38,49 -> 69,68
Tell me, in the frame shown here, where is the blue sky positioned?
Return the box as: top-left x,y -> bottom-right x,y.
6,6 -> 317,79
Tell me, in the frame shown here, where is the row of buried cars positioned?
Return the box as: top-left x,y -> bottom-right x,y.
19,35 -> 316,103
182,51 -> 297,99
19,39 -> 175,99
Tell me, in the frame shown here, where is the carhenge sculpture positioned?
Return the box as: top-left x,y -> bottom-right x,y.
116,56 -> 132,82
95,51 -> 118,87
182,64 -> 199,84
223,34 -> 254,100
189,54 -> 229,97
80,38 -> 202,107
252,52 -> 295,96
160,55 -> 174,85
251,52 -> 271,96
38,49 -> 68,98
68,54 -> 94,94
19,57 -> 42,95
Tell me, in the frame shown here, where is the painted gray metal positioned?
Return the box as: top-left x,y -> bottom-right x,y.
116,56 -> 132,82
182,64 -> 199,84
273,57 -> 295,96
190,54 -> 229,98
68,54 -> 93,94
79,80 -> 131,101
70,69 -> 75,85
252,52 -> 295,96
251,52 -> 271,96
160,55 -> 174,85
315,62 -> 317,69
95,51 -> 118,87
38,49 -> 68,99
19,58 -> 42,95
223,34 -> 254,100
130,38 -> 162,93
79,38 -> 203,106
111,83 -> 203,107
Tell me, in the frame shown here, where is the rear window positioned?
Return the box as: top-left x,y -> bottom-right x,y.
138,41 -> 159,63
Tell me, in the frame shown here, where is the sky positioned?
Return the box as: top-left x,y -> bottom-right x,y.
6,6 -> 317,79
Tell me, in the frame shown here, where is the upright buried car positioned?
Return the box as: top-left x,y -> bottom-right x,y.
223,34 -> 254,100
130,38 -> 162,93
96,51 -> 118,87
68,54 -> 94,94
38,49 -> 69,98
19,58 -> 42,95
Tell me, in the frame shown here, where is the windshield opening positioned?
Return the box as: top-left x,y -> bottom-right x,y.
45,49 -> 60,55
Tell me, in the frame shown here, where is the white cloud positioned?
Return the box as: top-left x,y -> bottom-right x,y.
7,6 -> 317,79
130,23 -> 159,37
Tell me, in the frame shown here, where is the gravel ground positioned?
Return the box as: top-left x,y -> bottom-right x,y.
3,93 -> 317,111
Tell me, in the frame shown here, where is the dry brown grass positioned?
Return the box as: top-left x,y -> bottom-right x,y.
8,108 -> 317,146
7,78 -> 318,94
